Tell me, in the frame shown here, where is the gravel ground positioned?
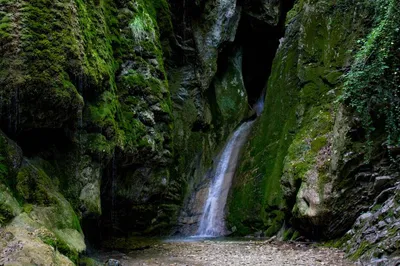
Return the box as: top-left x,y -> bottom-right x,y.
100,239 -> 355,266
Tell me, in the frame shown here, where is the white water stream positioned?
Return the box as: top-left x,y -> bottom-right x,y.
196,121 -> 254,237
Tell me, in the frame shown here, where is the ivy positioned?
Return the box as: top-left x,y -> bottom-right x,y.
341,0 -> 400,157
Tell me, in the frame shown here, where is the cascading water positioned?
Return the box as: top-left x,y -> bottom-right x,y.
253,91 -> 265,116
196,121 -> 254,237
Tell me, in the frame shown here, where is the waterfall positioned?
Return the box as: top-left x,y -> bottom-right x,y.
253,93 -> 265,116
196,121 -> 254,237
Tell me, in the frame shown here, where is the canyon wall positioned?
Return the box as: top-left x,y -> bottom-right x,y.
0,0 -> 399,264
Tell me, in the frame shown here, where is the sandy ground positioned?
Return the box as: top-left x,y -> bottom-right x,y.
98,238 -> 355,266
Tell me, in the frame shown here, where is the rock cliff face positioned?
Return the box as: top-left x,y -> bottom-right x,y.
228,0 -> 400,261
0,0 -> 399,264
0,0 -> 178,263
0,0 -> 255,262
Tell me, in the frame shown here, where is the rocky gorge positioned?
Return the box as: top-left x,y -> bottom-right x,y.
0,0 -> 399,265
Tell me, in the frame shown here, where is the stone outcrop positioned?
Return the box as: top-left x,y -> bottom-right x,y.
343,182 -> 400,263
0,132 -> 84,264
227,0 -> 400,262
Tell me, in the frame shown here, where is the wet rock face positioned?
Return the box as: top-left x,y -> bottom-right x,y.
191,0 -> 241,91
291,154 -> 399,240
0,0 -> 177,239
177,177 -> 211,236
229,0 -> 400,253
0,0 -> 84,133
241,0 -> 281,25
343,182 -> 400,263
277,0 -> 400,245
170,0 -> 286,237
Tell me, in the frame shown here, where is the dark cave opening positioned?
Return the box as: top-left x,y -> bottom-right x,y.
233,0 -> 294,106
236,17 -> 280,106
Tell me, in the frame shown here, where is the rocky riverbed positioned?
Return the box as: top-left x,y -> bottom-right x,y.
98,239 -> 354,266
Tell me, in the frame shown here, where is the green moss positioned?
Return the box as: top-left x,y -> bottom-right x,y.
371,204 -> 382,212
214,49 -> 248,126
341,0 -> 400,155
227,38 -> 300,235
0,200 -> 14,225
78,257 -> 101,266
311,137 -> 328,153
285,0 -> 305,25
0,154 -> 85,261
350,241 -> 371,260
228,0 -> 372,235
39,230 -> 80,263
324,232 -> 352,249
0,0 -> 87,130
22,204 -> 33,214
16,165 -> 55,205
264,211 -> 285,237
56,236 -> 80,263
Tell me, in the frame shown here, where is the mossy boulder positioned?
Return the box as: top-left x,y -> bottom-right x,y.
0,131 -> 85,263
15,161 -> 85,260
0,213 -> 75,265
0,184 -> 21,226
341,182 -> 400,262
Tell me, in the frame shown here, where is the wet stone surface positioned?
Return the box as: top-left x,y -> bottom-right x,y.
99,239 -> 354,266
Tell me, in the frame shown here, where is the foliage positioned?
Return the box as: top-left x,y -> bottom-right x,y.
341,0 -> 400,156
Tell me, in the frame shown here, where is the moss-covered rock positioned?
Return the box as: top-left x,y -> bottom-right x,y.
15,161 -> 85,259
227,0 -> 382,238
214,48 -> 249,133
0,131 -> 85,263
0,213 -> 76,265
0,184 -> 21,226
0,0 -> 86,132
1,0 -> 177,239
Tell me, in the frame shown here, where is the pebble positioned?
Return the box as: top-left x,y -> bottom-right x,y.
99,240 -> 354,266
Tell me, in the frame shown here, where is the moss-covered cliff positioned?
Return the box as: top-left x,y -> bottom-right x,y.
0,0 -> 399,264
228,0 -> 399,261
0,0 -> 254,260
0,0 -> 178,262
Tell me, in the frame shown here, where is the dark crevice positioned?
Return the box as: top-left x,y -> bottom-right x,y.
236,15 -> 280,105
168,0 -> 202,66
14,128 -> 73,157
235,0 -> 294,106
97,154 -> 120,241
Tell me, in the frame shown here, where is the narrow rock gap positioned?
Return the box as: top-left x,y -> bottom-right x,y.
237,0 -> 295,106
